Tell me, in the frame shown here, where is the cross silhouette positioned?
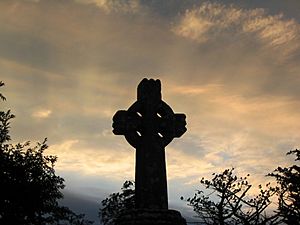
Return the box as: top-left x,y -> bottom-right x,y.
113,78 -> 186,209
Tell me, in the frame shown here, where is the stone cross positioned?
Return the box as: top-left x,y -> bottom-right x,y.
112,78 -> 186,210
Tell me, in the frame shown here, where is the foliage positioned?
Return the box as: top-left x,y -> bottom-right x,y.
268,149 -> 300,225
0,82 -> 93,225
0,81 -> 6,101
99,180 -> 135,225
182,168 -> 279,225
47,206 -> 94,225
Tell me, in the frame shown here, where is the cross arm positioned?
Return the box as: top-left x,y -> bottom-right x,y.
112,110 -> 141,135
157,113 -> 187,146
173,114 -> 187,138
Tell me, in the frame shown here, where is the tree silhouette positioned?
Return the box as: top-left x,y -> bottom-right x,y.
99,180 -> 135,225
182,168 -> 279,225
269,149 -> 300,225
0,82 -> 93,225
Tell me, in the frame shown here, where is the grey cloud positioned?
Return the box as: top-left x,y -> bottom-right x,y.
169,133 -> 208,158
0,30 -> 57,70
3,0 -> 298,101
173,2 -> 300,58
139,0 -> 300,22
0,0 -> 178,80
11,111 -> 113,146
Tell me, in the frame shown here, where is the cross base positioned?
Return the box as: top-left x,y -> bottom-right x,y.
115,209 -> 187,225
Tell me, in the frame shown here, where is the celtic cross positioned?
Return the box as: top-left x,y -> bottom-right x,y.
112,78 -> 186,209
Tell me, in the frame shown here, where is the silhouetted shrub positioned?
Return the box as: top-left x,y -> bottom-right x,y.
0,82 -> 93,225
269,149 -> 300,225
182,168 -> 279,225
99,180 -> 135,225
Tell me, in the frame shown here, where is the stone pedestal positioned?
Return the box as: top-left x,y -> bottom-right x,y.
115,209 -> 187,225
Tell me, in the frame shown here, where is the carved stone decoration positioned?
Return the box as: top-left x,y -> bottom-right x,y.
112,78 -> 187,225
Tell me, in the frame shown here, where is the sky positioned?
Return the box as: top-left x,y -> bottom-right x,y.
1,0 -> 300,223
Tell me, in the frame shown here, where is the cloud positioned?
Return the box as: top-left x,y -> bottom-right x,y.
25,0 -> 141,14
48,138 -> 135,180
166,81 -> 300,182
75,0 -> 141,14
173,2 -> 300,60
167,147 -> 214,180
32,109 -> 52,118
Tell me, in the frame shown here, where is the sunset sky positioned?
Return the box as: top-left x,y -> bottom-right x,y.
1,0 -> 300,223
